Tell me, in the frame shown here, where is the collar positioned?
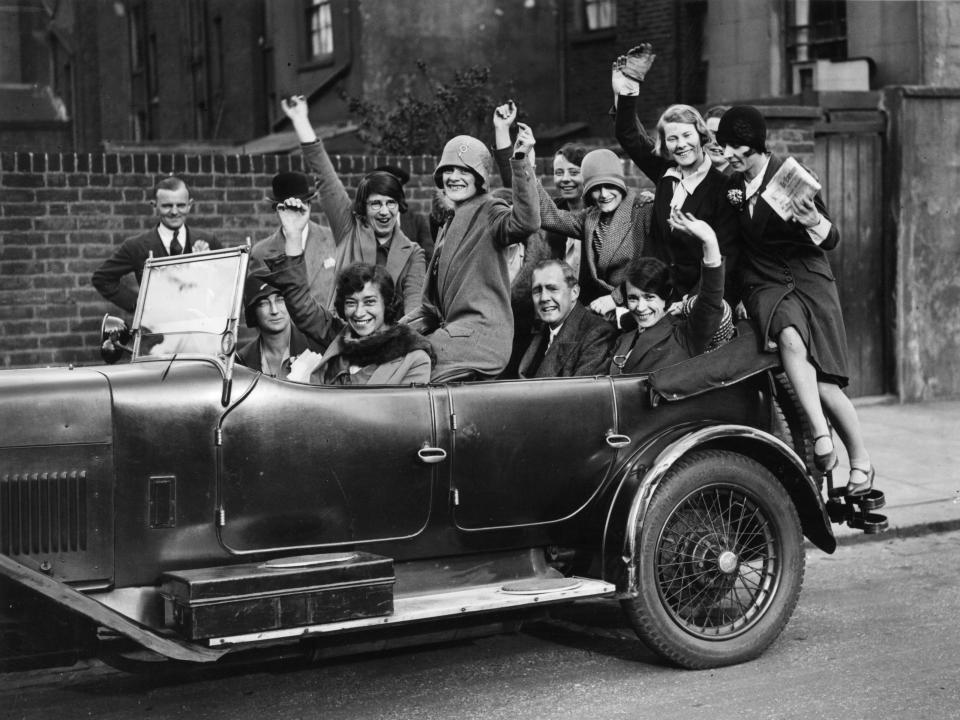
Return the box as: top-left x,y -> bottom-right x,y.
157,224 -> 182,252
663,153 -> 712,194
547,322 -> 565,346
744,155 -> 772,198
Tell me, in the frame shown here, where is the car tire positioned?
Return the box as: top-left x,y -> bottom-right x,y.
620,449 -> 805,669
771,371 -> 815,473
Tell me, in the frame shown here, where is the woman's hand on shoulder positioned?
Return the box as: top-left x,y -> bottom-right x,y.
288,349 -> 322,383
589,294 -> 617,317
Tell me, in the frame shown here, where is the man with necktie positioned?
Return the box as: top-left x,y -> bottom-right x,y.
92,176 -> 220,313
517,259 -> 616,379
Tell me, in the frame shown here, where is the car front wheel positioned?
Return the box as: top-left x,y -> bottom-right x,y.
621,449 -> 805,669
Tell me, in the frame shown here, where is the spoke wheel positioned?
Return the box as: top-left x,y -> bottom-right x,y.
621,449 -> 805,669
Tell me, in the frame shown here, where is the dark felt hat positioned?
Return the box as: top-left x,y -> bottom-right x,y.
715,105 -> 767,153
244,272 -> 280,328
265,171 -> 317,203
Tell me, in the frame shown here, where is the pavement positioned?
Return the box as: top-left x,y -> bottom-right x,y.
827,397 -> 960,544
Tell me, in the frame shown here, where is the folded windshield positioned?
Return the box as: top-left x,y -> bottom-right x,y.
133,248 -> 247,360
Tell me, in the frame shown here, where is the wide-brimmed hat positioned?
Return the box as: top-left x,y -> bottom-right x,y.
265,171 -> 317,203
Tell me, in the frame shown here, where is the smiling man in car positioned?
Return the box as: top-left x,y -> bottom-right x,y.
517,259 -> 616,378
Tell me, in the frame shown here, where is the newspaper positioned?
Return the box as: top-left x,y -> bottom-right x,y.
760,157 -> 822,221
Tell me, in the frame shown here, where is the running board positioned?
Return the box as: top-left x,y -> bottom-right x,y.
207,577 -> 615,648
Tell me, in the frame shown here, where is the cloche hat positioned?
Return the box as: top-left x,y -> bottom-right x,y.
433,135 -> 491,191
581,149 -> 627,199
715,105 -> 767,153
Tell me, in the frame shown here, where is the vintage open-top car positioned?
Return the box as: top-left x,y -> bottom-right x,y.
0,247 -> 886,671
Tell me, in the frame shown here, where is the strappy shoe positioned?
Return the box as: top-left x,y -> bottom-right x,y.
813,434 -> 838,473
846,465 -> 875,497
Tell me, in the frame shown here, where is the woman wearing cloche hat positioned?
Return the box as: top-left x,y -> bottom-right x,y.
399,117 -> 541,381
716,105 -> 876,499
536,142 -> 653,321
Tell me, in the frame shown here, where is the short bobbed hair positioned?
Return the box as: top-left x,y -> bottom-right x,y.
653,104 -> 712,160
554,143 -> 590,168
624,256 -> 674,302
353,171 -> 408,220
333,262 -> 402,326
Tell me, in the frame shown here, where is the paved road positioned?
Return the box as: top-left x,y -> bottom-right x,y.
5,530 -> 960,720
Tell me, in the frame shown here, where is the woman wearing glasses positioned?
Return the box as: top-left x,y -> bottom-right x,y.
281,95 -> 426,315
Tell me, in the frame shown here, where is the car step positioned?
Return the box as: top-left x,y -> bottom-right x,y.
206,576 -> 615,648
826,487 -> 888,534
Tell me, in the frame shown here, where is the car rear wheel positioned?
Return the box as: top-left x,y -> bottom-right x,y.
621,449 -> 805,669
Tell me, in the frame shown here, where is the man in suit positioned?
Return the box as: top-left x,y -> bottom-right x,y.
92,176 -> 220,313
517,259 -> 616,379
250,171 -> 338,309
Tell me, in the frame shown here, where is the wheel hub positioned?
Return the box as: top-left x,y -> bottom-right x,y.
716,550 -> 739,574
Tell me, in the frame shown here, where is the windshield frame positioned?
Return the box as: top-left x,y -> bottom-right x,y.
130,246 -> 249,365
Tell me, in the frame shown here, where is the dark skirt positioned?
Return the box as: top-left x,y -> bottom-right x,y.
745,269 -> 850,388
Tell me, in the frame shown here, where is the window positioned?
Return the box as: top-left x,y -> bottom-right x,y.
306,0 -> 334,60
787,0 -> 847,63
584,0 -> 616,31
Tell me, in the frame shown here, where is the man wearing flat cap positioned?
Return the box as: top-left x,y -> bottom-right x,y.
251,171 -> 339,308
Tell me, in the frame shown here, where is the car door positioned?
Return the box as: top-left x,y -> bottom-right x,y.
218,373 -> 437,553
445,376 -> 621,530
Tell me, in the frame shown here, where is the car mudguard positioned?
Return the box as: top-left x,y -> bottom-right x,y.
602,423 -> 836,595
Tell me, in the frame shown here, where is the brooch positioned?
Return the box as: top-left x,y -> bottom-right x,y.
727,188 -> 745,211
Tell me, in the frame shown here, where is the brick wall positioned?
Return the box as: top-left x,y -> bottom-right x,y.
0,113 -> 814,371
0,149 -> 660,370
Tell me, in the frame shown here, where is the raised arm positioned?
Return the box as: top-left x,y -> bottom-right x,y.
281,95 -> 355,244
490,122 -> 541,246
260,196 -> 341,348
612,45 -> 665,183
668,208 -> 726,355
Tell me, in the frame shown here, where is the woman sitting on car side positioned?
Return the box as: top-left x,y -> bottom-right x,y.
260,195 -> 434,386
609,209 -> 732,375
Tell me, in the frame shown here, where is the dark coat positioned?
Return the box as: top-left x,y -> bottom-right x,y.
518,302 -> 616,379
91,226 -> 220,313
250,220 -> 338,310
235,326 -> 310,378
615,93 -> 741,304
609,261 -> 726,375
538,182 -> 652,305
300,140 -> 426,316
403,157 -> 541,380
728,154 -> 849,384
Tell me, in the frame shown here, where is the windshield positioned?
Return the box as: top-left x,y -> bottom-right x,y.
133,248 -> 247,360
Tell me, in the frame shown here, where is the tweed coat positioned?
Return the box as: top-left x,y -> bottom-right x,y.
537,182 -> 652,306
300,141 -> 426,315
615,93 -> 741,304
609,261 -> 726,375
259,254 -> 431,385
402,157 -> 541,381
727,154 -> 849,384
517,302 -> 616,379
251,220 -> 338,310
91,226 -> 220,313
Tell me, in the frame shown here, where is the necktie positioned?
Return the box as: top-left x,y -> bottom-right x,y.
169,231 -> 182,256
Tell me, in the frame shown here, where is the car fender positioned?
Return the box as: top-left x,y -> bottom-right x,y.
602,423 -> 836,596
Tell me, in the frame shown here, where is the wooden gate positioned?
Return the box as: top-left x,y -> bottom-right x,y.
811,118 -> 888,398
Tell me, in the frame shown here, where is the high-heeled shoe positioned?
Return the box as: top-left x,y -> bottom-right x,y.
813,434 -> 838,473
846,465 -> 875,497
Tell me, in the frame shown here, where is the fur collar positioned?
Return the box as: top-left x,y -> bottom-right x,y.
339,324 -> 436,367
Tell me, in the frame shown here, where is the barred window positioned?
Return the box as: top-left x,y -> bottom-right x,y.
584,0 -> 616,31
306,0 -> 334,60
